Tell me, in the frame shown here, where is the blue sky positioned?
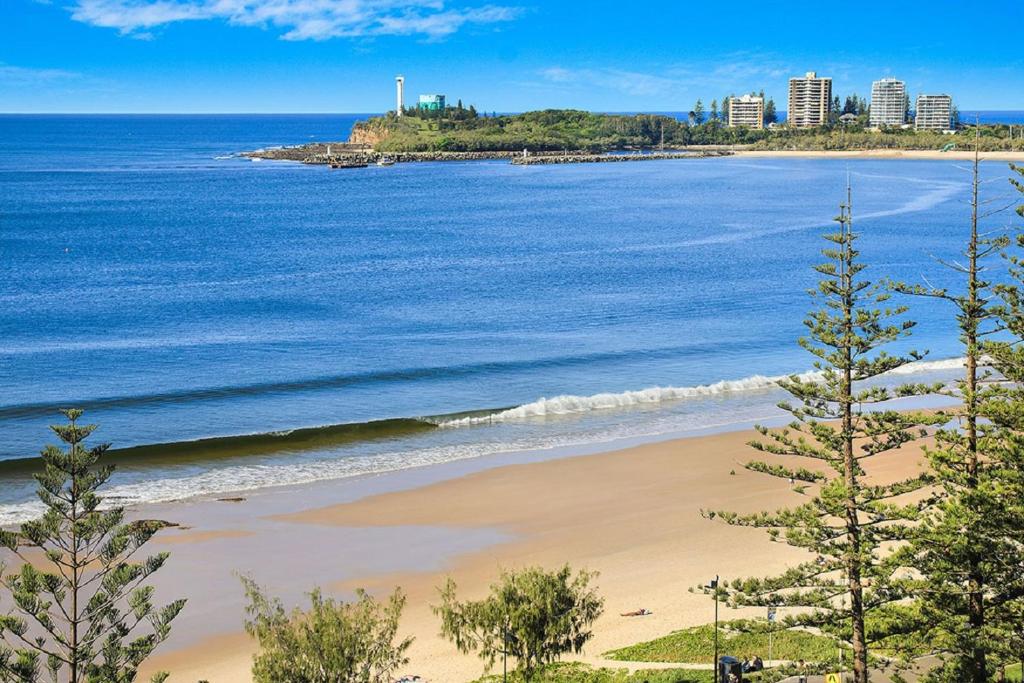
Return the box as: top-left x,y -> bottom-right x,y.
2,0 -> 1022,113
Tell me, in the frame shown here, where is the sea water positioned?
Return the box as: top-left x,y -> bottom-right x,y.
1,114 -> 1019,523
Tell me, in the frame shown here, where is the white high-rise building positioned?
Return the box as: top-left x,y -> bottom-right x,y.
915,94 -> 953,131
787,71 -> 832,127
728,95 -> 764,129
395,75 -> 405,116
870,78 -> 906,128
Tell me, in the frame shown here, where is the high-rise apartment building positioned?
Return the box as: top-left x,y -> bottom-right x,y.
728,95 -> 764,129
869,78 -> 906,127
787,72 -> 832,127
915,94 -> 953,131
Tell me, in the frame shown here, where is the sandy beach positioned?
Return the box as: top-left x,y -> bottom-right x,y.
734,149 -> 1024,161
132,423 -> 930,683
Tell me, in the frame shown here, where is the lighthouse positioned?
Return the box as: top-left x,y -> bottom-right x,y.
395,75 -> 405,116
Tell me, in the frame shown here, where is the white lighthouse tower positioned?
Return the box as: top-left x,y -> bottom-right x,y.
395,75 -> 405,116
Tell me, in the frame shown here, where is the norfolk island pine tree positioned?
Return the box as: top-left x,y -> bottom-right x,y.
703,185 -> 946,683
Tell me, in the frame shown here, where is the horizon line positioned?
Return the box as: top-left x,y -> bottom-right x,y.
3,108 -> 1024,116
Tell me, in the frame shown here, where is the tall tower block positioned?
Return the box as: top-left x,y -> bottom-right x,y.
395,75 -> 405,116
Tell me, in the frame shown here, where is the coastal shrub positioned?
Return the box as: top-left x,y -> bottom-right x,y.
0,409 -> 185,683
241,578 -> 412,683
434,565 -> 604,682
605,622 -> 839,665
473,661 -> 713,683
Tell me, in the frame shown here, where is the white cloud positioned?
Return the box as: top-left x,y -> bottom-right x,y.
0,64 -> 80,84
539,67 -> 680,97
537,57 -> 799,100
67,0 -> 521,40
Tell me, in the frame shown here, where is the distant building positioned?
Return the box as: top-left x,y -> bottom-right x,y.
870,78 -> 906,128
418,94 -> 447,111
395,75 -> 405,116
916,94 -> 953,131
728,95 -> 764,129
787,71 -> 832,128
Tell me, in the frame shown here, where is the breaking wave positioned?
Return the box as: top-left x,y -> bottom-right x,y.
438,357 -> 966,427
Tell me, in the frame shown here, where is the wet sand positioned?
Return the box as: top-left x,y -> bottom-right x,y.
135,424 -> 929,682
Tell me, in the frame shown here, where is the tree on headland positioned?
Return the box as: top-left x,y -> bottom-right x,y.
434,565 -> 603,682
242,577 -> 412,683
704,187 -> 945,683
710,99 -> 719,123
0,409 -> 185,683
722,95 -> 732,122
692,100 -> 705,125
763,95 -> 777,125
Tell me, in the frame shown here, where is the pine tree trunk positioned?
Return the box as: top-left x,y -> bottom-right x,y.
965,146 -> 986,683
70,420 -> 81,683
841,210 -> 869,683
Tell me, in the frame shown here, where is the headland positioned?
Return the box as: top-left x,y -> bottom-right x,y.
240,109 -> 1024,167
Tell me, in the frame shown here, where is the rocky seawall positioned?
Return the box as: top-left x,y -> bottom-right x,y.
241,144 -> 733,166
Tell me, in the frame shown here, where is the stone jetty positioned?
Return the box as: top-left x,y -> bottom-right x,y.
241,144 -> 732,167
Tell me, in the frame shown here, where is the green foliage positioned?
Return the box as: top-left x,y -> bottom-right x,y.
889,147 -> 1021,683
241,576 -> 412,683
748,125 -> 1024,152
472,662 -> 712,683
354,109 -> 1024,154
704,189 -> 945,683
0,409 -> 184,683
605,622 -> 839,665
434,565 -> 604,682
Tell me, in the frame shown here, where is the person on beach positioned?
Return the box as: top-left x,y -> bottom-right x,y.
620,608 -> 651,616
797,659 -> 808,683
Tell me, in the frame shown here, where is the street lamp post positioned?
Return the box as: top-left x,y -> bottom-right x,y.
709,575 -> 719,683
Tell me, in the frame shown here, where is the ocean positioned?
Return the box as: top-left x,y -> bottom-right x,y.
1,113 -> 1019,524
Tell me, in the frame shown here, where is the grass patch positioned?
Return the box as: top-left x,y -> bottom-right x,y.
1007,662 -> 1022,682
605,623 -> 840,664
472,662 -> 714,683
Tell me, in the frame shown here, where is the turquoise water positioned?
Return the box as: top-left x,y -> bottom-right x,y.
0,114 -> 1013,523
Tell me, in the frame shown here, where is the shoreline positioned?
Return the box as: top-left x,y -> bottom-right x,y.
132,418 -> 933,682
734,149 -> 1024,161
240,142 -> 1024,166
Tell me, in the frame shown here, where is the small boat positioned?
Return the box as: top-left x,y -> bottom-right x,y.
377,157 -> 396,166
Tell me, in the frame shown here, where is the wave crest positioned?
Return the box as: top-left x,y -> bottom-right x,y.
439,357 -> 965,427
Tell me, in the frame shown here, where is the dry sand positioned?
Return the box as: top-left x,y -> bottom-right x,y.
734,149 -> 1024,161
140,426 -> 929,682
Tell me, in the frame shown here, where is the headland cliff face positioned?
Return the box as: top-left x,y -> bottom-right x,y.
348,121 -> 389,147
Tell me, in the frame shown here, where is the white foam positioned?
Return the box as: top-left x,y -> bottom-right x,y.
439,357 -> 966,427
0,356 -> 968,526
884,356 -> 967,374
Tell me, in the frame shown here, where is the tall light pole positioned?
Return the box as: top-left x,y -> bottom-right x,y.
395,75 -> 405,116
709,575 -> 719,683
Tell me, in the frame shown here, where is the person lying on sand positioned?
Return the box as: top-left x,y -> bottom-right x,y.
620,608 -> 652,617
